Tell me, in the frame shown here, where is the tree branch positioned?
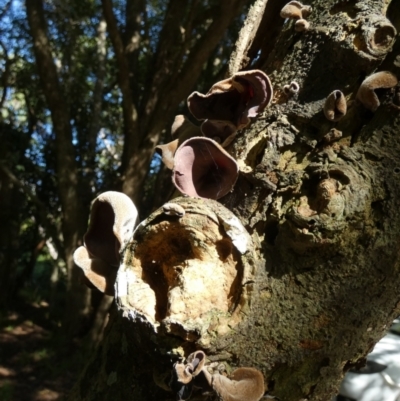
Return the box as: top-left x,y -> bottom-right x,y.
0,40 -> 11,109
228,0 -> 269,75
124,0 -> 145,99
26,0 -> 83,236
247,0 -> 288,71
101,0 -> 139,163
88,19 -> 107,167
150,0 -> 250,130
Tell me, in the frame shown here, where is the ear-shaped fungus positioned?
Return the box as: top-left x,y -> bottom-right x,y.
172,137 -> 239,200
201,366 -> 265,401
73,191 -> 138,295
324,90 -> 347,121
187,70 -> 273,140
356,71 -> 398,111
155,115 -> 201,170
171,351 -> 207,401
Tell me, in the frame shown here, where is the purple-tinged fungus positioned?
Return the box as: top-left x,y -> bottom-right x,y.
280,1 -> 303,19
172,137 -> 239,200
295,18 -> 310,32
155,115 -> 201,170
356,71 -> 398,111
201,366 -> 265,401
73,191 -> 138,295
187,70 -> 273,138
324,90 -> 347,121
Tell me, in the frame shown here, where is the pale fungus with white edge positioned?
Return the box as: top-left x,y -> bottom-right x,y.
73,191 -> 138,296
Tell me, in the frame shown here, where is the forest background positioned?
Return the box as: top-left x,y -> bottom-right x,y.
1,0 -> 400,400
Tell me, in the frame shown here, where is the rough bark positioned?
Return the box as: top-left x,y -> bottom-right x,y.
26,0 -> 90,335
68,0 -> 400,400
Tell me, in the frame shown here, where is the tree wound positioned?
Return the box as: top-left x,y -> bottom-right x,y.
116,198 -> 256,342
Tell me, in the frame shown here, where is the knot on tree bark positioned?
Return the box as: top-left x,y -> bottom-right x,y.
276,148 -> 372,254
356,14 -> 396,58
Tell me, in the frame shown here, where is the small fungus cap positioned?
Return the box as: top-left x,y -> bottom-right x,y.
280,1 -> 303,19
324,90 -> 347,121
356,71 -> 398,111
172,137 -> 239,200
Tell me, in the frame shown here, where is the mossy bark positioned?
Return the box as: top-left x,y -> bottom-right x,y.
68,1 -> 400,400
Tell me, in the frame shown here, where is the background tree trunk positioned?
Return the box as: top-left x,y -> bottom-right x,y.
67,0 -> 400,399
26,0 -> 91,336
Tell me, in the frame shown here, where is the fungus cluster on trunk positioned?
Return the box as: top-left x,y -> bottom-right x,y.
280,1 -> 312,32
171,350 -> 265,401
156,69 -> 274,200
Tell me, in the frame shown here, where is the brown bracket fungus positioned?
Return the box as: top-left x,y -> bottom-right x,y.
172,137 -> 239,200
324,90 -> 347,121
73,191 -> 138,295
201,365 -> 265,401
356,71 -> 398,111
187,70 -> 273,141
155,115 -> 201,170
171,350 -> 264,401
115,197 -> 257,345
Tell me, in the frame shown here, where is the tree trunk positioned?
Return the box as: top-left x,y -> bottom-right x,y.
67,0 -> 400,400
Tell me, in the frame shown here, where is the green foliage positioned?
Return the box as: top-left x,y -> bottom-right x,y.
0,382 -> 14,401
